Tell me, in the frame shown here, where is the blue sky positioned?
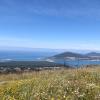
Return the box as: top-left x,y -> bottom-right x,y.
0,0 -> 100,50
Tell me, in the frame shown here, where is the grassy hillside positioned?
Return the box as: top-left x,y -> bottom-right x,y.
0,67 -> 100,100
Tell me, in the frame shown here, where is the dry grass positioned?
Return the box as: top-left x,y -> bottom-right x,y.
0,67 -> 100,100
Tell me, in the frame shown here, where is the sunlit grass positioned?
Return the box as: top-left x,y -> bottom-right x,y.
0,67 -> 100,100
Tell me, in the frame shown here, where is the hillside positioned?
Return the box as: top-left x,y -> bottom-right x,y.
0,61 -> 69,73
0,67 -> 100,100
0,61 -> 63,68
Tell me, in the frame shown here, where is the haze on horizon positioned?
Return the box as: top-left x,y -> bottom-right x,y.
0,0 -> 100,50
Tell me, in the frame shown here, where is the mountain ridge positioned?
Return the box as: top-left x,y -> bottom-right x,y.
50,51 -> 100,59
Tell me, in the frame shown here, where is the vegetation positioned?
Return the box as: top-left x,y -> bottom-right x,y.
0,67 -> 100,100
0,61 -> 66,73
0,61 -> 63,68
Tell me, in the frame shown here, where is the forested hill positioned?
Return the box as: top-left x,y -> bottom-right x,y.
52,52 -> 87,59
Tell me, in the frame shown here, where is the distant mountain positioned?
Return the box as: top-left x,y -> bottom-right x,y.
85,52 -> 100,57
51,52 -> 87,59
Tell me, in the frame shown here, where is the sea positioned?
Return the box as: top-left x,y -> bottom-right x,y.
0,51 -> 57,61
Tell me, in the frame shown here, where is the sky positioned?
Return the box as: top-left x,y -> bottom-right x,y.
0,0 -> 100,50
